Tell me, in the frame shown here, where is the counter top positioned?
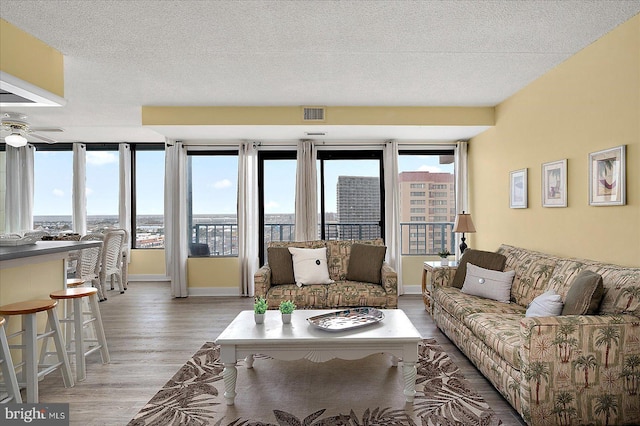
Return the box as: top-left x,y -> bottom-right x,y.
0,240 -> 102,262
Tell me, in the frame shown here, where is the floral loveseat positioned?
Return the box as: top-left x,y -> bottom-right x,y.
254,239 -> 397,309
431,244 -> 640,426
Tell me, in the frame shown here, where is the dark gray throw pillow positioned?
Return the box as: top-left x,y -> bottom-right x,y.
346,243 -> 387,284
451,249 -> 507,289
561,270 -> 604,315
267,247 -> 295,285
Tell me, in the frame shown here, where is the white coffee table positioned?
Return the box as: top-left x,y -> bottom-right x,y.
214,309 -> 422,406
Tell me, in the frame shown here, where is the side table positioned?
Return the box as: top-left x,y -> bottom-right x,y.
422,261 -> 458,314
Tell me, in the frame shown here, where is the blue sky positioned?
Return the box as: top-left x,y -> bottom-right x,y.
33,150 -> 453,216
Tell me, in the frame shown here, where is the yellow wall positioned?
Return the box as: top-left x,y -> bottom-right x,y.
0,19 -> 64,97
187,257 -> 240,288
469,15 -> 639,266
128,249 -> 166,276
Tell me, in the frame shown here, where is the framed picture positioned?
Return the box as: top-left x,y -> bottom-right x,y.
542,159 -> 567,207
589,145 -> 626,206
509,168 -> 527,208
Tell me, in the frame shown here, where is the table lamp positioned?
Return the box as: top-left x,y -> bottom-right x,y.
453,211 -> 476,254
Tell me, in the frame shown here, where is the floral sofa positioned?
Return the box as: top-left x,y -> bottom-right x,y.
254,239 -> 397,309
431,244 -> 640,426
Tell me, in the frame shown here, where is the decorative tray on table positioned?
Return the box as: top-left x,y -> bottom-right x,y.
307,307 -> 384,332
0,234 -> 39,246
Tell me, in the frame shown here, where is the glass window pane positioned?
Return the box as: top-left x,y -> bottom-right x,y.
134,150 -> 165,248
188,154 -> 238,257
320,155 -> 382,241
33,149 -> 73,234
86,149 -> 120,232
261,157 -> 296,259
398,153 -> 456,255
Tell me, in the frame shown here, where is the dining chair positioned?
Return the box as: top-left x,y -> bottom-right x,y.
97,230 -> 126,301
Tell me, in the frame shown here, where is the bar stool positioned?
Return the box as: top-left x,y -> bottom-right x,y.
46,287 -> 109,382
0,300 -> 74,403
0,316 -> 22,403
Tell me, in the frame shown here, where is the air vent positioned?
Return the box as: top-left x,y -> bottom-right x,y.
302,107 -> 325,121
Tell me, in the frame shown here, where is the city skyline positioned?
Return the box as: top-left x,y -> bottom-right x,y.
33,150 -> 453,216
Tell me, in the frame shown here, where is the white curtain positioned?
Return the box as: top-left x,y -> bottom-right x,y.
383,140 -> 403,294
72,143 -> 87,235
164,141 -> 188,298
5,144 -> 35,234
119,144 -> 132,257
238,142 -> 259,296
454,140 -> 469,260
294,140 -> 318,241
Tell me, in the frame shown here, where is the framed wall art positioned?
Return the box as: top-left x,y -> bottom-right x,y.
542,159 -> 567,207
510,168 -> 527,208
589,145 -> 626,206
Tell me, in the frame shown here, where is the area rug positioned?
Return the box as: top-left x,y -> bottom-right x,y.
128,338 -> 502,426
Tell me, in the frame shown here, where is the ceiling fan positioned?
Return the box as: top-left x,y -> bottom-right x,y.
1,111 -> 64,147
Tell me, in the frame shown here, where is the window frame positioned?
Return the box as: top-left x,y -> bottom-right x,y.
131,143 -> 165,249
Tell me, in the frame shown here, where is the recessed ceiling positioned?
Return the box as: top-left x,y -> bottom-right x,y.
0,1 -> 638,143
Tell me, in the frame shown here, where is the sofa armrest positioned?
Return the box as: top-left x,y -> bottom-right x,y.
518,314 -> 640,425
254,265 -> 272,299
431,267 -> 457,288
381,262 -> 397,295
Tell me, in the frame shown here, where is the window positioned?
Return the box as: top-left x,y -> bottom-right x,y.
33,144 -> 73,234
317,150 -> 384,241
258,151 -> 297,263
132,144 -> 165,248
410,208 -> 425,213
398,149 -> 456,255
86,144 -> 120,232
187,151 -> 238,257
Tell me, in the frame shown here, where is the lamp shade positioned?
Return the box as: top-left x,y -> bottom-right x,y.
453,212 -> 476,233
5,133 -> 28,147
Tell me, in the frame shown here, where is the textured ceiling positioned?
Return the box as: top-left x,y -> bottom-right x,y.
0,0 -> 639,142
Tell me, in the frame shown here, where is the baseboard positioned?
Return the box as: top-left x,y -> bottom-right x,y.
188,287 -> 241,297
129,274 -> 170,282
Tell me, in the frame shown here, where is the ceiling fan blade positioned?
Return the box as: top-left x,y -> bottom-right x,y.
30,133 -> 58,144
31,127 -> 64,133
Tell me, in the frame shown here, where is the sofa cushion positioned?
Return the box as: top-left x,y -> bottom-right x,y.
464,312 -> 524,370
433,286 -> 526,326
526,290 -> 564,317
585,264 -> 640,316
326,239 -> 384,281
509,254 -> 557,307
346,243 -> 386,284
461,263 -> 515,303
265,284 -> 328,309
288,247 -> 334,286
562,270 -> 604,315
326,281 -> 389,308
452,249 -> 507,289
267,247 -> 295,285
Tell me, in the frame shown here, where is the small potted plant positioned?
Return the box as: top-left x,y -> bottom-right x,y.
254,297 -> 268,324
279,300 -> 296,324
438,249 -> 451,266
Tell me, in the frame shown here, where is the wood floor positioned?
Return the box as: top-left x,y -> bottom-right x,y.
32,282 -> 526,425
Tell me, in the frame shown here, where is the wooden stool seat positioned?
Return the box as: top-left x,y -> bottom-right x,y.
0,299 -> 58,316
0,299 -> 74,403
51,287 -> 98,299
66,278 -> 86,288
0,316 -> 22,403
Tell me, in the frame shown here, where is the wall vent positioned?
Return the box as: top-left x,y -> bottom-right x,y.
302,107 -> 325,121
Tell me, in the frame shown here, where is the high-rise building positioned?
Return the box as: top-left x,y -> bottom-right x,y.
398,171 -> 455,254
336,176 -> 381,240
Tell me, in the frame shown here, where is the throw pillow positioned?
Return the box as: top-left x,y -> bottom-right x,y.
346,243 -> 387,284
561,270 -> 604,315
267,247 -> 295,285
288,247 -> 334,287
461,263 -> 515,303
451,249 -> 507,289
526,290 -> 564,317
